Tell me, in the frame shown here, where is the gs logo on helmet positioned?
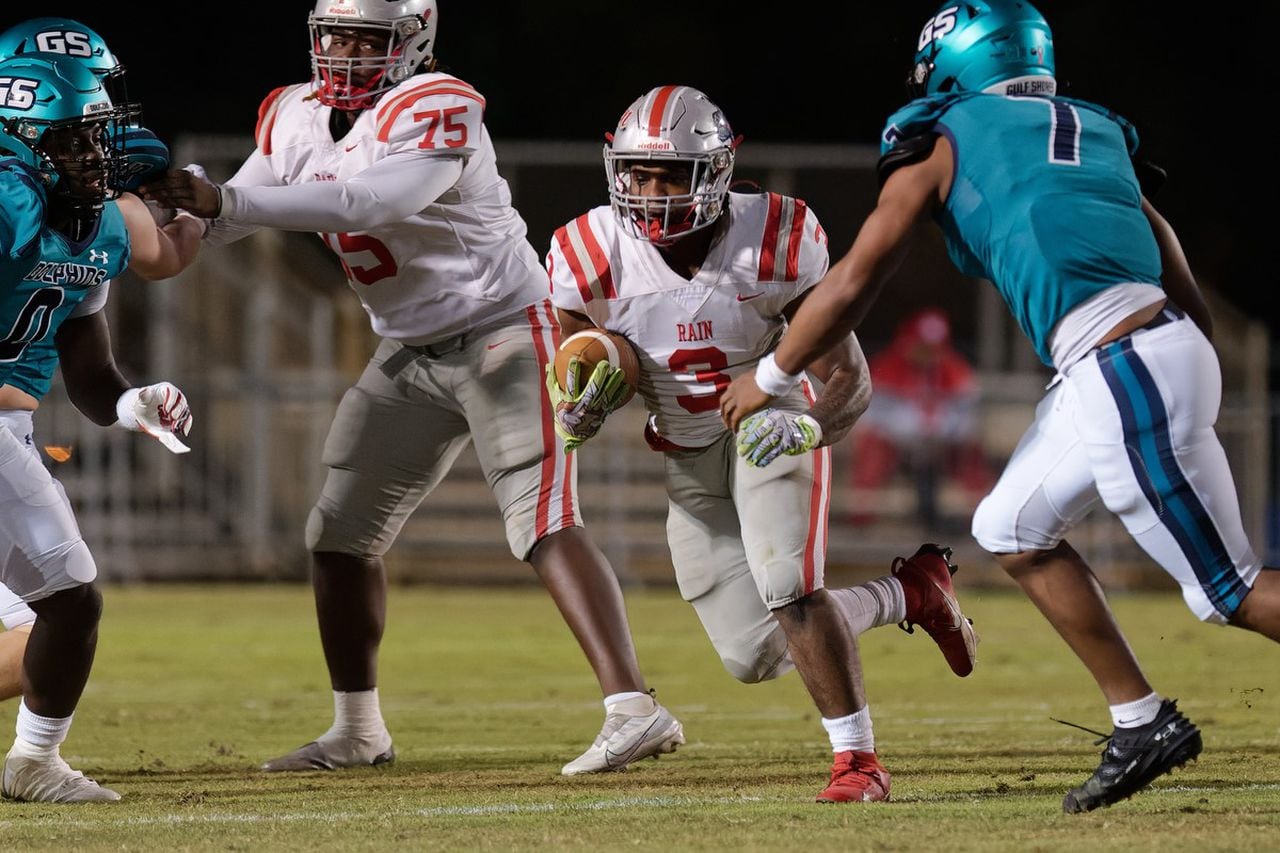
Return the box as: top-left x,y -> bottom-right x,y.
917,6 -> 959,50
0,76 -> 38,110
34,30 -> 94,58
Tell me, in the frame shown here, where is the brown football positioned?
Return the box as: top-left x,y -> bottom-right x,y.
554,329 -> 641,407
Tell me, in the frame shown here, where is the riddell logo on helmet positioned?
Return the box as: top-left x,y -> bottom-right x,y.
635,140 -> 674,151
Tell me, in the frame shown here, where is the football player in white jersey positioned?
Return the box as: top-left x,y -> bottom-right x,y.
545,85 -> 979,802
140,0 -> 683,775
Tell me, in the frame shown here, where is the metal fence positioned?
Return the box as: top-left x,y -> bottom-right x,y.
30,137 -> 1275,587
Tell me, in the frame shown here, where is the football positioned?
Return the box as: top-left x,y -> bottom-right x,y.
554,329 -> 641,407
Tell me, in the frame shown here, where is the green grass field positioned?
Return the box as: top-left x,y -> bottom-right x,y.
0,584 -> 1276,851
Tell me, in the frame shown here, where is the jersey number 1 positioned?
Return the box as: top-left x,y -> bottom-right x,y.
1048,101 -> 1081,166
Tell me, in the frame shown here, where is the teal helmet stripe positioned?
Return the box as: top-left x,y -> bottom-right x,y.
909,1 -> 1055,98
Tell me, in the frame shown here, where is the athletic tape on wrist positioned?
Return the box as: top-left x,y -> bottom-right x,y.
755,352 -> 801,396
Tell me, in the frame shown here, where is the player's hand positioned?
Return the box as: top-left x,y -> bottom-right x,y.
545,359 -> 629,453
720,371 -> 776,432
137,165 -> 222,219
736,409 -> 823,467
116,382 -> 193,454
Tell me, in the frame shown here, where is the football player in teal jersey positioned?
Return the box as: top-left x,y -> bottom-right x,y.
0,53 -> 203,802
722,0 -> 1279,813
0,17 -> 175,710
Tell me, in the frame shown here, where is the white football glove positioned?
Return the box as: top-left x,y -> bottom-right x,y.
736,409 -> 823,468
116,383 -> 193,454
545,359 -> 630,453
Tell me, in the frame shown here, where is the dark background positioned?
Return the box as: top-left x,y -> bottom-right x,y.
2,2 -> 1269,335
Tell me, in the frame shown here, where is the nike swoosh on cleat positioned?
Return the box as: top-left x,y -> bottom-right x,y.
736,293 -> 764,302
604,720 -> 661,767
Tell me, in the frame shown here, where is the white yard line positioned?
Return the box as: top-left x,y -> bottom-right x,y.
0,794 -> 764,829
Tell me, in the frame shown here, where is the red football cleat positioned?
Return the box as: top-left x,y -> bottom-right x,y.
893,543 -> 979,677
816,750 -> 891,803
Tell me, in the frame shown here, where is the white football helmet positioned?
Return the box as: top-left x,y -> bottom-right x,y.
309,0 -> 438,110
605,86 -> 738,244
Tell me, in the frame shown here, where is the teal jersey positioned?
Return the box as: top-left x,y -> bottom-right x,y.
0,159 -> 129,396
881,93 -> 1162,366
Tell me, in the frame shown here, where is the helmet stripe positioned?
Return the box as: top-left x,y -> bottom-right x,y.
646,85 -> 679,137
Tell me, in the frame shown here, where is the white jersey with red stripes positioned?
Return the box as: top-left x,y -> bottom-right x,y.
249,73 -> 547,344
547,192 -> 830,447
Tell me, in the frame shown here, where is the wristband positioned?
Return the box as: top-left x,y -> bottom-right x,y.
754,352 -> 801,396
115,388 -> 142,430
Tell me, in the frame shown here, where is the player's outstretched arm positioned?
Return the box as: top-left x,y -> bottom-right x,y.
54,312 -> 131,426
140,153 -> 464,234
117,192 -> 203,281
1141,196 -> 1213,341
721,137 -> 951,432
55,313 -> 193,453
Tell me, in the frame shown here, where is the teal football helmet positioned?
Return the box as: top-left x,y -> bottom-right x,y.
907,1 -> 1055,99
0,18 -> 125,100
0,55 -> 135,207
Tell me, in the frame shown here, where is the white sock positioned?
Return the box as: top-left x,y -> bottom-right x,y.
328,689 -> 388,740
828,577 -> 906,636
1110,692 -> 1163,728
821,707 -> 875,753
603,691 -> 648,713
15,700 -> 72,750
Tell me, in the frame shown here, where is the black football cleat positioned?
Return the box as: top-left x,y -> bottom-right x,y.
1062,699 -> 1202,814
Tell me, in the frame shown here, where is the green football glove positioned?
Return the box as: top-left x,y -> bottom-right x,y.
736,409 -> 823,468
545,358 -> 630,453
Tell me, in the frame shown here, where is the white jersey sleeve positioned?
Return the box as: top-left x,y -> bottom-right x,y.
546,214 -> 600,316
753,193 -> 830,313
219,152 -> 463,232
371,76 -> 486,159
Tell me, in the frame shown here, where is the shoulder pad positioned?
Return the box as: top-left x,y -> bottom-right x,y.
1055,96 -> 1141,155
881,92 -> 976,154
877,133 -> 939,187
255,84 -> 306,155
1133,159 -> 1167,198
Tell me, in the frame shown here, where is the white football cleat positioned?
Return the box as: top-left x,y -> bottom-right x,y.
2,742 -> 121,803
261,730 -> 395,772
561,693 -> 685,775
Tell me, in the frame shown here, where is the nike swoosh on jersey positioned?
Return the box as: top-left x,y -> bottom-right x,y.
486,339 -> 511,350
736,292 -> 765,302
344,144 -> 358,152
